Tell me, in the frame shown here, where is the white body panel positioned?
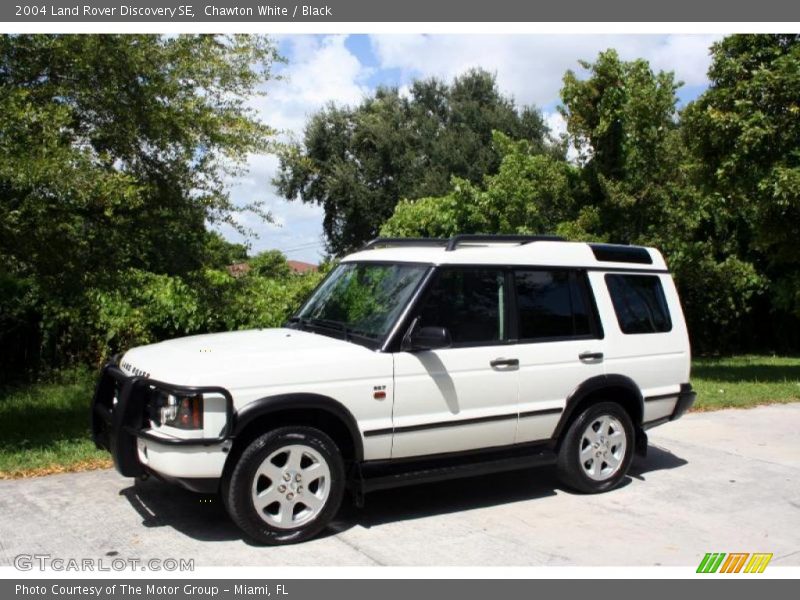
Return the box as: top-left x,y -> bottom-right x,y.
117,240 -> 692,481
588,271 -> 691,422
515,338 -> 605,443
391,346 -> 519,458
121,328 -> 395,461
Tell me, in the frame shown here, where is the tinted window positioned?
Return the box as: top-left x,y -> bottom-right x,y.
605,274 -> 672,334
417,268 -> 506,344
514,270 -> 593,339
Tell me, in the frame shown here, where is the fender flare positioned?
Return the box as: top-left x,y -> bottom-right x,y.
231,393 -> 364,461
551,374 -> 644,441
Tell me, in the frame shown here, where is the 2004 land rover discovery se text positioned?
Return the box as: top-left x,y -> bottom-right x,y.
92,235 -> 696,544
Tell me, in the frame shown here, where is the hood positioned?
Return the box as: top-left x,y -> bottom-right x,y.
119,328 -> 376,389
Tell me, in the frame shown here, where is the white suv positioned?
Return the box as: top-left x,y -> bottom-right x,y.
92,235 -> 696,544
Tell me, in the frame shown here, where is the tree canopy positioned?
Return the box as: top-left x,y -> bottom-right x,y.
274,69 -> 551,255
683,35 -> 800,318
382,48 -> 777,351
0,34 -> 284,374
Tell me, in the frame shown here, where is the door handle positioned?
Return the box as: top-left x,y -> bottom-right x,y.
490,358 -> 519,368
579,351 -> 604,361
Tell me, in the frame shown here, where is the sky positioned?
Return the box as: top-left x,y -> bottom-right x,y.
216,34 -> 722,264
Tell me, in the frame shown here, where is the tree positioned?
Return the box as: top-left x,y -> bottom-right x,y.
0,34 -> 280,373
381,132 -> 581,239
203,232 -> 249,269
559,49 -> 763,350
560,49 -> 686,243
249,250 -> 292,279
683,35 -> 800,317
275,69 -> 550,255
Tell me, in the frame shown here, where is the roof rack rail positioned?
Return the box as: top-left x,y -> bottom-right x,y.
445,234 -> 564,251
361,237 -> 449,251
360,234 -> 565,252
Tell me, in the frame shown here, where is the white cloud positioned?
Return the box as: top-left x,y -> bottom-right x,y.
368,34 -> 720,109
544,110 -> 567,139
218,35 -> 370,263
259,35 -> 370,134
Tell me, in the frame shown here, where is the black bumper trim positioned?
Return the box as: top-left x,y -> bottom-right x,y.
143,468 -> 221,494
671,382 -> 696,421
126,426 -> 230,447
642,382 -> 696,429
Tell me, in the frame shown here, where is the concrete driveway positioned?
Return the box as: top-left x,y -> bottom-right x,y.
1,403 -> 798,567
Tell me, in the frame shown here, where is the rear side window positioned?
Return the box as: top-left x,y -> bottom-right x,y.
416,268 -> 506,345
605,274 -> 672,334
513,270 -> 596,340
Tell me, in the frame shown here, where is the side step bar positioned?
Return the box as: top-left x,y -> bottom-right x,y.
357,444 -> 557,494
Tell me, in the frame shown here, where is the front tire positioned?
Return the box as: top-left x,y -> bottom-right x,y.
556,402 -> 634,494
224,426 -> 345,545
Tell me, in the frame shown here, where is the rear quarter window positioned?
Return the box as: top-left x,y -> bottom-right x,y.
605,274 -> 672,334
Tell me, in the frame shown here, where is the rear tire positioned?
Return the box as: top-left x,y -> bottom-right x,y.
223,426 -> 345,545
556,402 -> 634,494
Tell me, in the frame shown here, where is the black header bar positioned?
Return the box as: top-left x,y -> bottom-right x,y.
3,0 -> 800,23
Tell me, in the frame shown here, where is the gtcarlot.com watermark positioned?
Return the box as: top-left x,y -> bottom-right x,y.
14,553 -> 194,572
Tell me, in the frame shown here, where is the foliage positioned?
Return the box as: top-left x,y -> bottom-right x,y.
382,132 -> 582,238
382,50 -> 777,351
203,232 -> 249,269
72,264 -> 323,367
275,69 -> 552,255
0,34 -> 282,376
558,51 -> 766,349
249,249 -> 292,279
683,35 -> 800,317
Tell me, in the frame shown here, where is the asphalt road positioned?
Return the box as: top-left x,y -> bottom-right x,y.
1,403 -> 799,567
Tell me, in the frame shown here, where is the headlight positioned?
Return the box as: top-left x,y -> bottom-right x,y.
151,391 -> 204,430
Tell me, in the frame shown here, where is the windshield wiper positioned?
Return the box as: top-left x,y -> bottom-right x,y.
287,316 -> 378,342
307,318 -> 353,341
285,316 -> 310,330
287,316 -> 352,341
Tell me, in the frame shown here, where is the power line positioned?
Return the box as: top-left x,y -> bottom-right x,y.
278,242 -> 326,253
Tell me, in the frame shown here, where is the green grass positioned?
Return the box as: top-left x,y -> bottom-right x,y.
0,355 -> 799,478
0,368 -> 110,478
692,355 -> 800,410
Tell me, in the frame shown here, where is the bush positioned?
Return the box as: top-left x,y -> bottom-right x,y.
0,254 -> 324,380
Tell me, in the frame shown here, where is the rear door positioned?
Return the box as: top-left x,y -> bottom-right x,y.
512,269 -> 606,443
391,267 -> 520,458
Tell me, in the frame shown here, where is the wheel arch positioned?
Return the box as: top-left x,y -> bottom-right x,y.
552,374 -> 644,448
225,393 -> 364,476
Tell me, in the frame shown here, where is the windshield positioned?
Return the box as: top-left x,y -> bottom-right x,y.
294,262 -> 428,342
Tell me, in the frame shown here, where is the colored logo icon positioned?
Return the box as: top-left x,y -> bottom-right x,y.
697,552 -> 773,573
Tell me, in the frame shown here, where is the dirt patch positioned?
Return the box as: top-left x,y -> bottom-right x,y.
0,457 -> 112,480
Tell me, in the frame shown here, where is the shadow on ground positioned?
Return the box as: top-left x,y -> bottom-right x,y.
119,444 -> 687,544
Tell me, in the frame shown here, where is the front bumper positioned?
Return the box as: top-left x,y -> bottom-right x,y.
91,362 -> 234,478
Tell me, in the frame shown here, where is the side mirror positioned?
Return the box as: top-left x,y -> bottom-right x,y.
404,325 -> 452,351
